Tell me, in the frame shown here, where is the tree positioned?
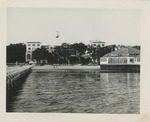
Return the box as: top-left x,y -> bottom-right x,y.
32,47 -> 49,63
7,43 -> 26,63
71,43 -> 87,63
89,45 -> 116,64
47,53 -> 54,64
54,45 -> 68,64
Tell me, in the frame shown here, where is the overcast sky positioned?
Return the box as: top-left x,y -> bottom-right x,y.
7,8 -> 140,46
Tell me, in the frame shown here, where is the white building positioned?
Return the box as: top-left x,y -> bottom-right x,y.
26,42 -> 42,62
100,47 -> 140,72
42,45 -> 54,53
89,40 -> 105,48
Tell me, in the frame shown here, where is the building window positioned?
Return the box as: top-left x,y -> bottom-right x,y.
108,58 -> 112,63
28,48 -> 31,50
118,58 -> 127,63
130,58 -> 134,63
32,44 -> 35,46
28,44 -> 31,46
27,54 -> 31,60
108,57 -> 127,64
100,58 -> 107,62
97,44 -> 100,48
137,57 -> 140,62
37,44 -> 40,46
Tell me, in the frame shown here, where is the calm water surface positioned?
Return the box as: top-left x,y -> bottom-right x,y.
7,69 -> 140,113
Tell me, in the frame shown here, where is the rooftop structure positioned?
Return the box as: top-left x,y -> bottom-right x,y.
89,40 -> 105,48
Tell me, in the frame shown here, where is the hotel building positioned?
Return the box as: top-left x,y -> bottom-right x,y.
26,42 -> 42,62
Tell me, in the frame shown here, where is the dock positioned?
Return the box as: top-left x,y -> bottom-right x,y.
6,65 -> 33,90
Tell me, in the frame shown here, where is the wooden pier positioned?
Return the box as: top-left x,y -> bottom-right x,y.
6,65 -> 33,90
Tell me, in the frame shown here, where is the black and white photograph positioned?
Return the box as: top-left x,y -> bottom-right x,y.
2,0 -> 150,122
6,7 -> 141,114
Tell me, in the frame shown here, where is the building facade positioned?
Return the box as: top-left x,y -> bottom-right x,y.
89,40 -> 106,48
42,45 -> 54,53
100,47 -> 140,72
26,42 -> 42,62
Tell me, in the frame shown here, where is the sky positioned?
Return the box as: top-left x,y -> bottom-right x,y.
7,8 -> 141,46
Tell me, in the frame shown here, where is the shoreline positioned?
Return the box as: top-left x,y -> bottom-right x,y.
32,65 -> 140,73
32,65 -> 100,70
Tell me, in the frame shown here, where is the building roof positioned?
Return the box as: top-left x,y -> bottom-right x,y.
27,42 -> 41,43
103,47 -> 140,57
89,40 -> 105,43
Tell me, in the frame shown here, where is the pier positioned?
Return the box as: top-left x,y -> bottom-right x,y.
6,65 -> 33,90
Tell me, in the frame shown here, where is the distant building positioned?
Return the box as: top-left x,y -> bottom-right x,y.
62,43 -> 70,48
26,42 -> 42,62
89,40 -> 106,48
42,45 -> 54,53
100,47 -> 140,72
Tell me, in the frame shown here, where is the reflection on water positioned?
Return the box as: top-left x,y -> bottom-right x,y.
7,70 -> 140,113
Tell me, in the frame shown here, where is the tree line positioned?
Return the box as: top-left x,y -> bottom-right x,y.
32,43 -> 116,65
7,43 -> 26,64
6,42 -> 140,65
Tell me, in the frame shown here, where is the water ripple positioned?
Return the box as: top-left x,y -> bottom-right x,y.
8,70 -> 140,113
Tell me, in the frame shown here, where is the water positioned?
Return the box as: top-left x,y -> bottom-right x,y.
7,69 -> 140,113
